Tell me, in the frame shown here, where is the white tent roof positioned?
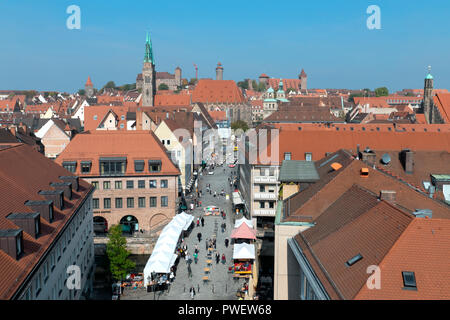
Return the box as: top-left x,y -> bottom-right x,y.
169,216 -> 186,230
234,217 -> 253,229
233,243 -> 255,260
179,212 -> 194,230
143,253 -> 178,284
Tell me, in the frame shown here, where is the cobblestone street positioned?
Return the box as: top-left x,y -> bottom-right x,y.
122,163 -> 246,300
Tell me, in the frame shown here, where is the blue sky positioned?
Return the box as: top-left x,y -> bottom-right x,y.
0,0 -> 449,93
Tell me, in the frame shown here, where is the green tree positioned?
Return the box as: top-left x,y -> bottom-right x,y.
375,87 -> 389,97
158,83 -> 169,90
78,89 -> 86,96
188,78 -> 197,86
106,225 -> 136,281
231,120 -> 249,132
104,81 -> 116,89
251,80 -> 258,90
237,80 -> 249,90
257,82 -> 267,92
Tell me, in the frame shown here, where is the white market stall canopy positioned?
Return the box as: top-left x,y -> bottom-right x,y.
233,243 -> 255,260
234,217 -> 253,229
144,214 -> 194,285
232,192 -> 243,206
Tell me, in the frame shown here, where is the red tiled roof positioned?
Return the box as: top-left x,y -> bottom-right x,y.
192,80 -> 245,104
154,94 -> 191,107
55,131 -> 180,177
0,144 -> 93,299
83,105 -> 129,131
434,93 -> 450,123
209,111 -> 227,121
267,79 -> 301,91
355,218 -> 450,300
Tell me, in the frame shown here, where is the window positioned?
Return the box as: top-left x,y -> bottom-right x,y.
121,115 -> 125,121
116,198 -> 123,209
259,185 -> 265,192
402,271 -> 417,290
93,198 -> 99,209
149,180 -> 157,188
43,262 -> 49,283
284,153 -> 291,160
92,181 -> 99,190
81,161 -> 92,173
166,139 -> 170,145
103,181 -> 111,190
260,168 -> 266,176
134,160 -> 145,173
138,180 -> 145,189
16,234 -> 23,257
161,180 -> 168,188
62,161 -> 77,173
104,198 -> 111,209
99,157 -> 126,176
149,160 -> 162,172
126,180 -> 134,189
260,202 -> 265,209
93,115 -> 97,120
161,196 -> 168,207
120,124 -> 124,129
305,153 -> 312,162
269,201 -> 275,209
138,197 -> 145,208
127,198 -> 134,208
50,252 -> 56,271
35,218 -> 41,237
115,181 -> 122,189
149,197 -> 157,207
34,273 -> 42,297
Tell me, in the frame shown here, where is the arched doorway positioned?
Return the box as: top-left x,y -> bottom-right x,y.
93,216 -> 108,235
120,215 -> 139,235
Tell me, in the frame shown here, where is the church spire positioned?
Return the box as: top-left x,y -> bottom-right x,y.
144,32 -> 154,64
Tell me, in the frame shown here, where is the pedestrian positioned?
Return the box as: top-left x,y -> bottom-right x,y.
215,253 -> 220,264
197,218 -> 200,227
193,252 -> 198,264
225,238 -> 229,248
170,271 -> 175,282
197,232 -> 202,242
195,244 -> 198,253
205,238 -> 209,250
223,223 -> 226,231
213,238 -> 216,249
221,223 -> 225,233
190,286 -> 196,299
201,217 -> 205,227
222,253 -> 226,264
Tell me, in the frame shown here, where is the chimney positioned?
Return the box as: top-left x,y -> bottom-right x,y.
50,182 -> 72,200
405,150 -> 414,174
25,200 -> 54,223
59,176 -> 79,192
361,148 -> 376,167
39,190 -> 64,210
380,190 -> 396,202
136,108 -> 142,130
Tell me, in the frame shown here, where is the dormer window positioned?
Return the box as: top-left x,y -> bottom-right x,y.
81,161 -> 92,173
149,160 -> 161,172
134,160 -> 145,173
62,161 -> 77,173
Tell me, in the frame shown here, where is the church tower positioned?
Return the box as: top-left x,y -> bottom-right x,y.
423,66 -> 434,124
216,62 -> 223,80
85,76 -> 94,98
142,33 -> 156,107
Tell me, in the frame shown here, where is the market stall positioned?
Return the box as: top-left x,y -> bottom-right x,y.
233,243 -> 255,260
230,222 -> 257,240
234,217 -> 253,229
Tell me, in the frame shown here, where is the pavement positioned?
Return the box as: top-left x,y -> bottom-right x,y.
121,164 -> 246,300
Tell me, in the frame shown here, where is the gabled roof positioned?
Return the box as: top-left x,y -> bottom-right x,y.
154,94 -> 191,106
433,93 -> 450,123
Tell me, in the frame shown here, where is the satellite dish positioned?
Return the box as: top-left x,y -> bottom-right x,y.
381,153 -> 391,165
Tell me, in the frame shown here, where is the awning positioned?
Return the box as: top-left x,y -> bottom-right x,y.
233,243 -> 255,260
232,192 -> 243,206
231,222 -> 257,240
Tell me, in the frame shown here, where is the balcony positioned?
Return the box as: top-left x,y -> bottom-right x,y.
253,209 -> 276,216
254,192 -> 277,200
253,176 -> 277,184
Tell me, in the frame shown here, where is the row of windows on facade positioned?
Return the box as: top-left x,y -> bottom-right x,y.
93,196 -> 169,209
62,159 -> 162,175
258,201 -> 276,209
22,204 -> 92,300
91,179 -> 169,190
284,152 -> 312,161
